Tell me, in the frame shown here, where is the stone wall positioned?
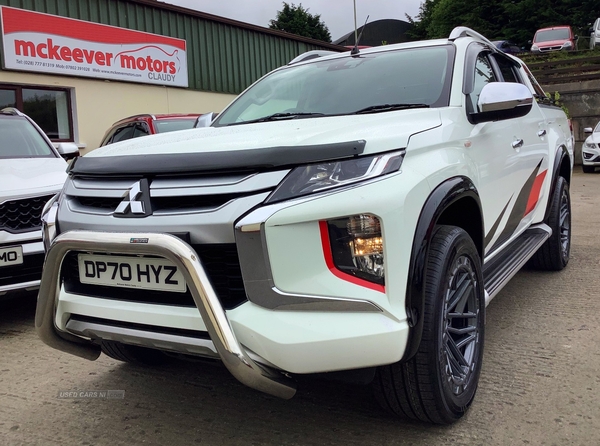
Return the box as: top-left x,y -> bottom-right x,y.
542,79 -> 600,165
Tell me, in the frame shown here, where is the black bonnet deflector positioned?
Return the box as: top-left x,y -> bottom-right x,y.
69,140 -> 366,176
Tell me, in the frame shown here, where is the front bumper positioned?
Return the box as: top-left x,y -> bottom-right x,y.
0,235 -> 44,296
582,145 -> 600,166
36,231 -> 296,399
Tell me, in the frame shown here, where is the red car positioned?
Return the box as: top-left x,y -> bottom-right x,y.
99,113 -> 202,147
530,26 -> 577,52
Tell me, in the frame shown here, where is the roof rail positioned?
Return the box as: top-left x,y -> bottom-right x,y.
448,26 -> 495,48
0,107 -> 25,116
288,50 -> 338,65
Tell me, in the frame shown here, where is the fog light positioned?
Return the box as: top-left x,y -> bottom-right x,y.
320,214 -> 385,290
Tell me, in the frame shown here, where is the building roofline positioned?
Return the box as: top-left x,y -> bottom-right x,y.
132,0 -> 345,51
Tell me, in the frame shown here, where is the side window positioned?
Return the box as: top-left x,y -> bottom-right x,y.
493,55 -> 519,83
111,125 -> 135,144
131,123 -> 150,139
469,54 -> 497,113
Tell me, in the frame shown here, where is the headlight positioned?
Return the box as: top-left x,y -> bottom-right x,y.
531,44 -> 539,51
41,194 -> 60,253
584,141 -> 597,149
266,151 -> 404,203
562,41 -> 573,48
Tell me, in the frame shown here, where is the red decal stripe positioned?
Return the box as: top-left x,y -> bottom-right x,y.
525,170 -> 547,216
319,221 -> 385,293
1,6 -> 186,50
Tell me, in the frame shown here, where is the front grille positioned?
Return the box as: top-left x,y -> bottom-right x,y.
152,194 -> 246,211
0,195 -> 54,233
61,244 -> 247,310
0,252 -> 44,287
76,197 -> 122,209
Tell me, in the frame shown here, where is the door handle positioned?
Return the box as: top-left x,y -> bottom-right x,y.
538,129 -> 547,137
512,139 -> 524,149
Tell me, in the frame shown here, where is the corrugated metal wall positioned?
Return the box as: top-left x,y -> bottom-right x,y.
0,0 -> 342,93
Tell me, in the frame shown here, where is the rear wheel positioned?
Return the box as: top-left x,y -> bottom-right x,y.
529,176 -> 571,271
373,226 -> 485,424
101,340 -> 166,365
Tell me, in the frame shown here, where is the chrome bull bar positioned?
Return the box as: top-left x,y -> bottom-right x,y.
35,230 -> 296,399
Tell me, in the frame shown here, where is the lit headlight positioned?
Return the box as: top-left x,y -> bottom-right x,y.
266,151 -> 404,203
41,194 -> 60,253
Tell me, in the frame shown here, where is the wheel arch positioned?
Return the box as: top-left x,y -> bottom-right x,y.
401,176 -> 483,362
545,145 -> 571,222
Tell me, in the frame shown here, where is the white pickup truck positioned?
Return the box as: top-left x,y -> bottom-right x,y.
36,27 -> 573,424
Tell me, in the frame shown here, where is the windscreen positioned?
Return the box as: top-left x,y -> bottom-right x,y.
0,116 -> 55,158
154,119 -> 197,133
215,45 -> 454,126
534,29 -> 570,42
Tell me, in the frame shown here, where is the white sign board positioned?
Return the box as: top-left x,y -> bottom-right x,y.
0,6 -> 188,87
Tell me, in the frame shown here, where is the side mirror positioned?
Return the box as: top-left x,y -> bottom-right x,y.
471,82 -> 533,124
56,142 -> 80,160
194,112 -> 218,128
584,127 -> 593,133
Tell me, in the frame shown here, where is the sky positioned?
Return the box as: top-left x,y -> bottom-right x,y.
160,0 -> 423,42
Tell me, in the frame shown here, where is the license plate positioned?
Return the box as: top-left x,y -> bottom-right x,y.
0,245 -> 23,267
78,254 -> 186,293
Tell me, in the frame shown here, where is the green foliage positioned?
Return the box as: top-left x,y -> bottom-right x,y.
546,91 -> 570,117
269,2 -> 331,43
407,0 -> 598,48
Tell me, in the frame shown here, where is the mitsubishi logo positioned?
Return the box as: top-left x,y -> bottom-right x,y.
114,179 -> 152,217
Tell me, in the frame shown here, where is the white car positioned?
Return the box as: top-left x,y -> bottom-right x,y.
0,108 -> 78,297
590,18 -> 600,49
582,122 -> 600,172
36,27 -> 573,424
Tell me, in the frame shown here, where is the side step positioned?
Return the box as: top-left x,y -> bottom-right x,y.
483,223 -> 551,306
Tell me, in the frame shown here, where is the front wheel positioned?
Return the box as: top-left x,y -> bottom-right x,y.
373,226 -> 485,424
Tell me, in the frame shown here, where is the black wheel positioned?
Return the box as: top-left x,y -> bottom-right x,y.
582,165 -> 595,173
101,340 -> 166,365
529,176 -> 571,271
373,226 -> 485,424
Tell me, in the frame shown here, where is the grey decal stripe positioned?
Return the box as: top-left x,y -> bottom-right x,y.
484,198 -> 511,250
490,160 -> 542,252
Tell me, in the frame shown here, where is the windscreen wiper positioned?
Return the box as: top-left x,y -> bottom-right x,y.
353,103 -> 430,114
241,112 -> 326,124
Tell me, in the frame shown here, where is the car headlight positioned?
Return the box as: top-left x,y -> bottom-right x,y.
584,141 -> 597,149
41,194 -> 60,253
531,44 -> 539,51
562,41 -> 573,48
266,151 -> 404,203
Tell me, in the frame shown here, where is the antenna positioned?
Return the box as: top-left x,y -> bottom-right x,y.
351,14 -> 369,56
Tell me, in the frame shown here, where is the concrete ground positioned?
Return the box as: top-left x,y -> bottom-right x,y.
1,169 -> 599,445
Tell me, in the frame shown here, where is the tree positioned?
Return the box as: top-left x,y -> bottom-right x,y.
407,0 -> 598,48
269,2 -> 332,43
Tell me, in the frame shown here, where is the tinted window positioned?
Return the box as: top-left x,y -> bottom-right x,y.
493,55 -> 519,83
22,89 -> 71,140
154,119 -> 197,133
132,123 -> 150,138
0,116 -> 54,158
470,54 -> 497,112
0,89 -> 16,108
111,125 -> 135,144
215,45 -> 454,126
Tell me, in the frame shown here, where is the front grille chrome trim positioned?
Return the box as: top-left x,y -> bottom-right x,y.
36,230 -> 296,399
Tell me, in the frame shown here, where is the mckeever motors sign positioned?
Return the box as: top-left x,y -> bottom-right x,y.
0,6 -> 188,87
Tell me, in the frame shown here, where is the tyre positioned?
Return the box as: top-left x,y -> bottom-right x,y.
101,340 -> 166,365
528,176 -> 571,271
373,226 -> 485,424
582,165 -> 595,173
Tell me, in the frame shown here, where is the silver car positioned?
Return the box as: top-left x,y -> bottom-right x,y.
0,108 -> 78,297
583,122 -> 600,173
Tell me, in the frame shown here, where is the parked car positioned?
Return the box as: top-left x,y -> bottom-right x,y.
492,40 -> 522,54
36,27 -> 573,424
530,26 -> 577,52
590,18 -> 600,49
0,107 -> 78,298
99,113 -> 202,147
582,122 -> 600,172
